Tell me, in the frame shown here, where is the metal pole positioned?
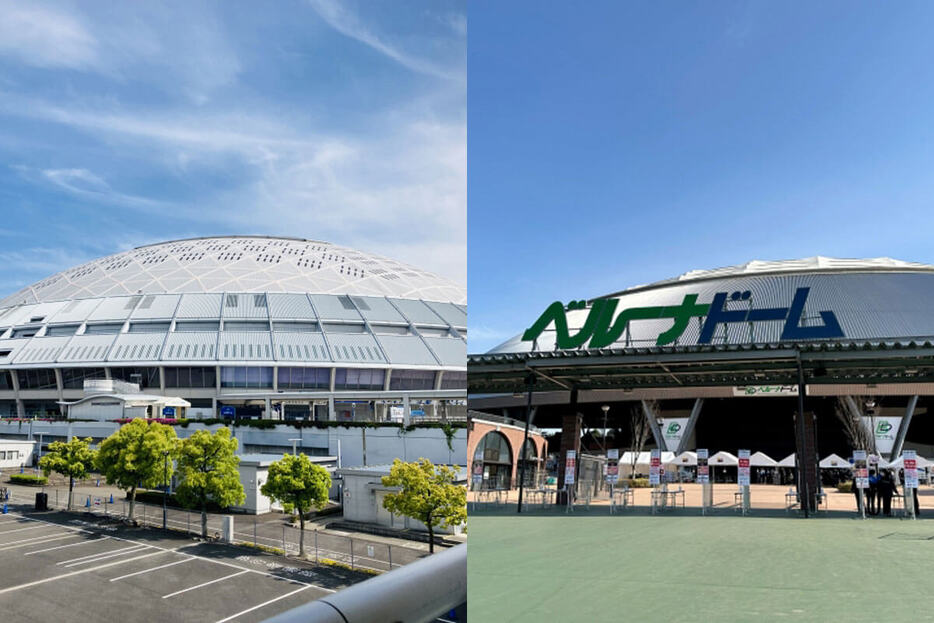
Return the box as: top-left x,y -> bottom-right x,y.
314,529 -> 318,563
282,525 -> 286,555
517,374 -> 534,514
254,517 -> 257,547
796,356 -> 810,518
162,451 -> 168,530
350,537 -> 354,570
388,544 -> 392,570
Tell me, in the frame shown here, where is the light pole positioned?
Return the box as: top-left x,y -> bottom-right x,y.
35,432 -> 45,476
601,405 -> 610,453
162,450 -> 169,530
289,438 -> 301,456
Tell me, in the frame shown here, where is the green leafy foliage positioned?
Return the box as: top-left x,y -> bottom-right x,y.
95,419 -> 177,521
39,436 -> 97,510
262,453 -> 331,556
175,427 -> 245,538
381,458 -> 467,553
9,473 -> 47,485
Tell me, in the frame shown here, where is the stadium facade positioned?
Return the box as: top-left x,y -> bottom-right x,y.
0,236 -> 466,422
468,257 -> 934,509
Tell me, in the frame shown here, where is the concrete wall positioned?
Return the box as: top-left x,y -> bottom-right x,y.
342,472 -> 463,535
0,440 -> 35,469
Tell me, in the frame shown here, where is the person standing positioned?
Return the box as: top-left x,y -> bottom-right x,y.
868,470 -> 879,515
878,471 -> 895,517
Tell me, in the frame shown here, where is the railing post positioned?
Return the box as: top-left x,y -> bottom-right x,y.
388,544 -> 392,570
282,525 -> 286,555
350,537 -> 354,569
314,529 -> 318,563
254,517 -> 257,547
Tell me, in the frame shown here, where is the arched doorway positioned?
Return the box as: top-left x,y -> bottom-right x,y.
518,438 -> 540,487
473,431 -> 513,489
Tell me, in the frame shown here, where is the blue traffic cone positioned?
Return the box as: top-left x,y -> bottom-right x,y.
109,494 -> 114,504
85,496 -> 91,508
2,503 -> 7,514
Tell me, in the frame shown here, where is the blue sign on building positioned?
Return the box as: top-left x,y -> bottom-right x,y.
220,406 -> 236,418
162,407 -> 176,417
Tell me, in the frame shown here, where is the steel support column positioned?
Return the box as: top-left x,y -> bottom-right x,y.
890,395 -> 919,461
641,400 -> 665,450
675,398 -> 704,455
517,374 -> 534,514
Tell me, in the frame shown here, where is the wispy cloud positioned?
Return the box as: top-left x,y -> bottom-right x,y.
0,2 -> 99,70
308,0 -> 463,81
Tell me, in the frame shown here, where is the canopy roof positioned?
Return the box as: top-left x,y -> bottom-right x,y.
819,453 -> 851,469
749,451 -> 778,467
671,451 -> 697,466
619,451 -> 676,466
778,454 -> 796,467
709,451 -> 738,466
887,455 -> 933,469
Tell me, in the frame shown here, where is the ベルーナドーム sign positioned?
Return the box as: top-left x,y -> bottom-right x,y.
697,448 -> 709,484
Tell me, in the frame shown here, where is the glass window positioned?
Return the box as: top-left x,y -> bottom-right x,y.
334,368 -> 385,390
110,367 -> 160,389
389,369 -> 436,391
17,369 -> 58,390
220,366 -> 273,388
277,367 -> 330,390
440,370 -> 466,390
164,367 -> 216,388
0,370 -> 12,390
61,368 -> 106,389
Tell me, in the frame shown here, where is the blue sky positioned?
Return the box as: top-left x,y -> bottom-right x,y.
0,0 -> 465,297
468,1 -> 934,352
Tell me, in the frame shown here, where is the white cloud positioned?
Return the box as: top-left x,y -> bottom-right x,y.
0,2 -> 99,70
308,0 -> 462,81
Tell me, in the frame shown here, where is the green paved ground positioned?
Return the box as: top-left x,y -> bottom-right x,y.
469,510 -> 934,622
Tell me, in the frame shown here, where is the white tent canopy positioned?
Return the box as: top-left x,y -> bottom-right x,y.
777,453 -> 796,467
709,451 -> 738,466
749,451 -> 778,467
619,451 -> 676,466
887,455 -> 933,469
671,451 -> 698,466
819,453 -> 851,469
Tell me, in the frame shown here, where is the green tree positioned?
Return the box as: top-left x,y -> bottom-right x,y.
261,454 -> 331,557
39,437 -> 96,511
175,428 -> 245,538
381,458 -> 467,553
95,420 -> 177,522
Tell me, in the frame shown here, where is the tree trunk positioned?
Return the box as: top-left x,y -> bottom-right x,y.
427,512 -> 434,554
201,498 -> 208,539
299,506 -> 305,557
68,475 -> 74,512
128,485 -> 137,522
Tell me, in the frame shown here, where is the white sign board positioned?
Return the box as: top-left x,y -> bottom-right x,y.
606,448 -> 619,484
660,418 -> 689,452
860,417 -> 902,456
733,385 -> 799,397
564,450 -> 576,485
738,449 -> 751,487
853,450 -> 868,489
904,449 -> 919,489
696,448 -> 709,484
649,448 -> 661,485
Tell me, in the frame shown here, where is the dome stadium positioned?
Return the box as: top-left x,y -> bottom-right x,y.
468,257 -> 934,510
0,236 -> 466,421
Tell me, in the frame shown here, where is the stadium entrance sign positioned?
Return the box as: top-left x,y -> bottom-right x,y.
521,287 -> 844,349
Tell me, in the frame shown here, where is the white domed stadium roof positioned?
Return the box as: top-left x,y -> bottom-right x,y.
0,236 -> 465,308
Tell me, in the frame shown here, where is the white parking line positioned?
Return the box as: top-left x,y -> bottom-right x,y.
0,524 -> 52,536
25,537 -> 111,555
109,557 -> 194,582
0,533 -> 80,551
214,585 -> 311,623
0,550 -> 166,595
162,570 -> 250,599
62,545 -> 149,568
58,544 -> 148,566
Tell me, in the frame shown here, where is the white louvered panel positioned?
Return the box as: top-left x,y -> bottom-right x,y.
353,296 -> 406,323
271,332 -> 331,362
163,332 -> 217,361
11,336 -> 71,365
218,331 -> 273,361
222,292 -> 270,319
130,294 -> 180,319
267,293 -> 318,320
0,338 -> 35,364
423,301 -> 466,328
86,296 -> 137,321
2,301 -> 69,326
325,333 -> 386,364
421,336 -> 466,367
309,294 -> 362,321
58,334 -> 117,363
45,298 -> 103,324
175,294 -> 223,319
388,298 -> 444,325
109,332 -> 166,362
375,334 -> 438,366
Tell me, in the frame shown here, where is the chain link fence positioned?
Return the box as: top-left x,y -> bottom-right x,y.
1,485 -> 427,573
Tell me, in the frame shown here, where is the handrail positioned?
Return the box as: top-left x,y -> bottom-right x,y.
262,543 -> 466,623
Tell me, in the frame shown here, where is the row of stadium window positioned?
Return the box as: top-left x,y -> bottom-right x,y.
0,367 -> 466,391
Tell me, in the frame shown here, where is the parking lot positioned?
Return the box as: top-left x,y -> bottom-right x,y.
0,510 -> 364,623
